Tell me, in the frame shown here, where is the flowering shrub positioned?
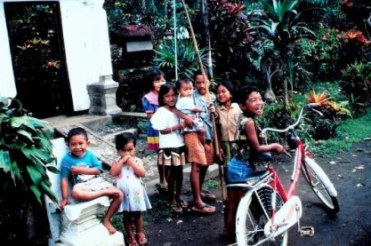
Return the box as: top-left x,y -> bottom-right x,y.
305,89 -> 351,140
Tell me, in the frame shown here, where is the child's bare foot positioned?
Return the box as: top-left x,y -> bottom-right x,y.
103,220 -> 117,234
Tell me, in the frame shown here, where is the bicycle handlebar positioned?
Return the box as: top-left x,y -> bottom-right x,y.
261,103 -> 320,134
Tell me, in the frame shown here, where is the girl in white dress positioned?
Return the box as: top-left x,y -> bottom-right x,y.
110,133 -> 152,246
151,83 -> 188,213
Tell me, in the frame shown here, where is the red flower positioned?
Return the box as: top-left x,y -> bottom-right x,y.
344,30 -> 369,44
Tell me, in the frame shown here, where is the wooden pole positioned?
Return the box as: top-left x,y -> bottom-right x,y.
181,0 -> 225,200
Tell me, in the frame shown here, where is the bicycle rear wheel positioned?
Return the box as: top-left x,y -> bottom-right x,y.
302,156 -> 339,214
235,185 -> 288,246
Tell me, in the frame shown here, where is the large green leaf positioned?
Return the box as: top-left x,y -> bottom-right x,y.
17,129 -> 34,144
46,164 -> 59,174
26,165 -> 43,186
29,184 -> 42,204
9,159 -> 22,182
22,147 -> 53,164
40,180 -> 58,203
0,150 -> 11,172
24,116 -> 48,128
10,116 -> 27,128
0,97 -> 55,203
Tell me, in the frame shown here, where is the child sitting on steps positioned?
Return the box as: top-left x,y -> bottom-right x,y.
59,127 -> 123,234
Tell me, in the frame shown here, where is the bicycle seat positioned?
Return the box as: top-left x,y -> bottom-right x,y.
245,170 -> 270,185
227,171 -> 270,188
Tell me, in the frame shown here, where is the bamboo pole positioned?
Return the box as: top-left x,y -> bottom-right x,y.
180,0 -> 225,200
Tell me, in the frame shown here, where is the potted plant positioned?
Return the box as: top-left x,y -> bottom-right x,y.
0,97 -> 58,244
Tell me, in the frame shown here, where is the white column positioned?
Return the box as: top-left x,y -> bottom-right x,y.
59,0 -> 120,114
86,0 -> 121,115
59,0 -> 97,111
0,2 -> 17,97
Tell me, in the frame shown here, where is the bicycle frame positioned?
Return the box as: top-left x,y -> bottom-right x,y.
269,139 -> 305,202
234,103 -> 339,245
264,140 -> 305,237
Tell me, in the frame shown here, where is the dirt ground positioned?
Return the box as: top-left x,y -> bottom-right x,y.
143,140 -> 371,246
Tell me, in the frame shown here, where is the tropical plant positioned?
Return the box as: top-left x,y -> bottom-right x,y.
307,89 -> 352,118
340,61 -> 371,115
341,0 -> 371,38
152,39 -> 210,80
338,29 -> 371,67
248,0 -> 315,108
305,89 -> 351,140
297,28 -> 343,81
208,0 -> 254,82
0,97 -> 58,204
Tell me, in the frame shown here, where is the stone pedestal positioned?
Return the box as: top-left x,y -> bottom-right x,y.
59,211 -> 124,246
87,75 -> 122,115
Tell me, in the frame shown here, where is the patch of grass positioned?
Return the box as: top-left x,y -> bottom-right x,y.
203,178 -> 219,190
111,213 -> 124,232
309,109 -> 371,157
143,194 -> 172,223
110,194 -> 172,233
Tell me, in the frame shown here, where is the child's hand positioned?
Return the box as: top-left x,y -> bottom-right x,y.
179,120 -> 187,129
192,107 -> 203,113
71,166 -> 84,175
60,198 -> 69,210
274,143 -> 285,153
208,104 -> 217,117
218,149 -> 225,164
204,142 -> 211,152
120,155 -> 131,166
183,115 -> 194,127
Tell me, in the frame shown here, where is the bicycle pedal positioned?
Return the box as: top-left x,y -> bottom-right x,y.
300,226 -> 315,237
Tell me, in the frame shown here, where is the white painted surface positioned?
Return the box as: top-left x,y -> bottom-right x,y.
0,0 -> 117,113
126,40 -> 153,52
0,3 -> 17,97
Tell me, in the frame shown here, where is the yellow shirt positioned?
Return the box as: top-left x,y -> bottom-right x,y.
218,103 -> 242,142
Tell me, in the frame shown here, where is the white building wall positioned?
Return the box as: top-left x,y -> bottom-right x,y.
0,3 -> 17,97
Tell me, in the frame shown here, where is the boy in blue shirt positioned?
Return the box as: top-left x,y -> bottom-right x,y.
60,127 -> 123,234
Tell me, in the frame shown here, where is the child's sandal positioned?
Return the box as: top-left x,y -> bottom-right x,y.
170,203 -> 183,213
176,198 -> 188,208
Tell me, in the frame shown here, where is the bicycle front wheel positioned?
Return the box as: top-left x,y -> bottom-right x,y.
302,156 -> 340,214
235,185 -> 288,246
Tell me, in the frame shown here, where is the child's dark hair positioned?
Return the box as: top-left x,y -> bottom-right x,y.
158,83 -> 177,106
236,85 -> 260,105
217,80 -> 235,97
175,77 -> 193,90
145,68 -> 164,92
115,132 -> 137,150
67,127 -> 88,142
193,69 -> 210,82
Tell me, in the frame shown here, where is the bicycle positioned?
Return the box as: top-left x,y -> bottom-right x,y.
228,103 -> 339,246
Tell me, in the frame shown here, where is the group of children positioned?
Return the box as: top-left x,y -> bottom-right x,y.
59,68 -> 285,245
